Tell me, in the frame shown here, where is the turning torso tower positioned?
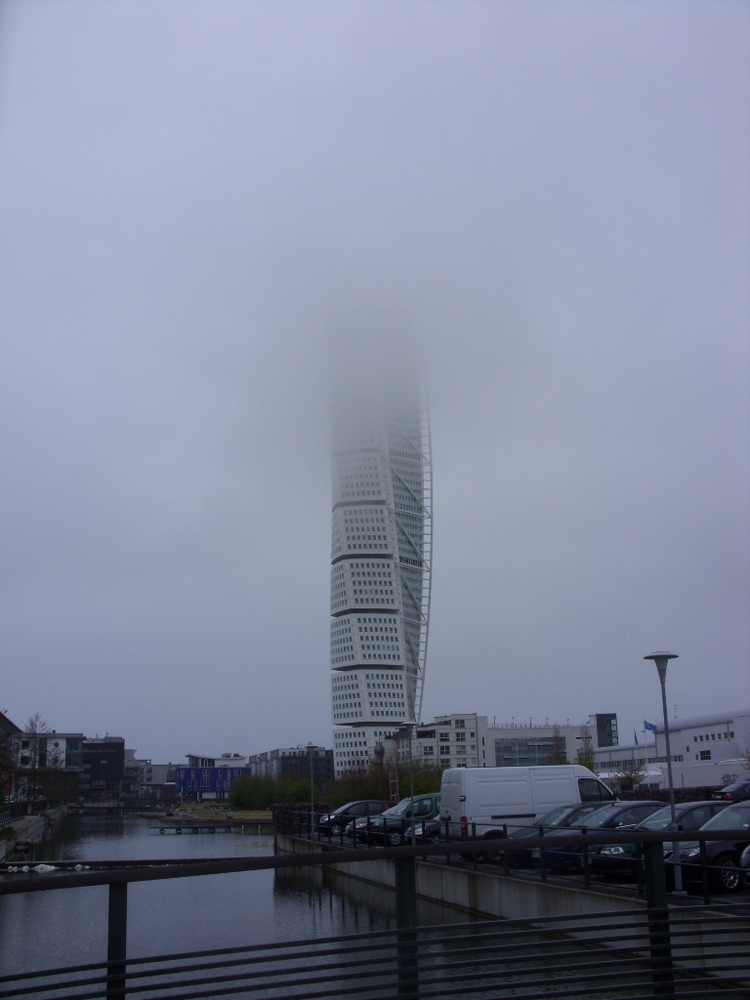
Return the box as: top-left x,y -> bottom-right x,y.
329,350 -> 432,775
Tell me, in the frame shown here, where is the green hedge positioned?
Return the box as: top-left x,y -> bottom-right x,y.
229,762 -> 444,812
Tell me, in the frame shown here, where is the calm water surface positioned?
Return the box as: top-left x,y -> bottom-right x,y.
0,814 -> 423,975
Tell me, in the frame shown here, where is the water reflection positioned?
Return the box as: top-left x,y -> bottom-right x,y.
275,864 -> 475,930
0,815 -> 469,979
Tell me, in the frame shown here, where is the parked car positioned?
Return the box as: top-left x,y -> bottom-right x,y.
593,801 -> 729,882
404,817 -> 442,844
712,780 -> 750,803
363,793 -> 441,846
678,801 -> 750,893
545,801 -> 663,872
502,802 -> 610,867
318,800 -> 388,838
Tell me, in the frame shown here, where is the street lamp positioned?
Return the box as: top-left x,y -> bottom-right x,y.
394,724 -> 415,845
644,651 -> 682,891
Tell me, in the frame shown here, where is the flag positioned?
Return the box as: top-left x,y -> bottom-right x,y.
633,729 -> 639,746
644,720 -> 658,733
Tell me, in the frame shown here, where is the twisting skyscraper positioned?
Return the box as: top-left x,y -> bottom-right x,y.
330,342 -> 432,775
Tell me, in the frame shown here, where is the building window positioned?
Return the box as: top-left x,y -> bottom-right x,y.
700,749 -> 711,761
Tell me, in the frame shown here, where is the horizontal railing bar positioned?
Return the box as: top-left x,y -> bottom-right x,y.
8,942 -> 750,1000
70,961 -> 401,1000
2,827 -> 748,894
2,967 -> 747,1000
5,907 -> 747,988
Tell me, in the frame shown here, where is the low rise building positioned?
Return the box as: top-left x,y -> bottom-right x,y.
249,745 -> 334,784
125,750 -> 176,800
594,709 -> 749,790
411,714 -> 485,768
175,754 -> 251,801
81,736 -> 125,800
335,712 -> 618,776
485,714 -> 618,768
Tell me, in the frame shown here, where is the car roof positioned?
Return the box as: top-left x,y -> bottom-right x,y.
577,800 -> 657,823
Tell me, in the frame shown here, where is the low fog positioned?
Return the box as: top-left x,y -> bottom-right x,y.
0,2 -> 747,761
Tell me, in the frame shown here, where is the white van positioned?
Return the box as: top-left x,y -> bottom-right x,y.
439,765 -> 614,839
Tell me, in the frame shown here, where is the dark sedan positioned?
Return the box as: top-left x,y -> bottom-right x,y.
592,801 -> 728,882
503,802 -> 609,867
678,801 -> 750,893
318,800 -> 388,838
545,801 -> 663,872
712,780 -> 750,804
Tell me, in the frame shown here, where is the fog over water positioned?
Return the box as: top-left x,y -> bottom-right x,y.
0,2 -> 748,761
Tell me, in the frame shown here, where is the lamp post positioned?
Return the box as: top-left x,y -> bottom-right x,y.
394,724 -> 415,845
644,651 -> 682,892
310,752 -> 314,836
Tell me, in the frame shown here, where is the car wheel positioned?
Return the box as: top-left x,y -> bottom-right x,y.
388,831 -> 403,847
481,835 -> 504,863
330,825 -> 341,838
713,854 -> 741,893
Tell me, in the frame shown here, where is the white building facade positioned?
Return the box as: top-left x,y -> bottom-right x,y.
594,709 -> 750,790
411,714 -> 487,769
330,350 -> 432,776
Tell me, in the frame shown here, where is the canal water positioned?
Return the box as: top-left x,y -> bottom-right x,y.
0,813 -> 466,977
0,817 -> 678,999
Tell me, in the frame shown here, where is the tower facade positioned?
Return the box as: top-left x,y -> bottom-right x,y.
330,361 -> 432,776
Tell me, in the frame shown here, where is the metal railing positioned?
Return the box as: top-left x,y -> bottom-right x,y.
276,807 -> 749,906
1,831 -> 749,999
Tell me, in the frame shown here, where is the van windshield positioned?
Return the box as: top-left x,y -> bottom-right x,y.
578,778 -> 614,803
384,798 -> 413,817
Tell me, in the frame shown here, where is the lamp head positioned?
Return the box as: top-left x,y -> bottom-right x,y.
644,651 -> 678,685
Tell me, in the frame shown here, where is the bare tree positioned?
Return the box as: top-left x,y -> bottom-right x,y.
550,725 -> 568,765
575,725 -> 595,771
0,723 -> 18,803
17,714 -> 51,803
613,758 -> 647,791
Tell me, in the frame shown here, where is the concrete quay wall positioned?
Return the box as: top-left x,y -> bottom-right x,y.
0,811 -> 62,861
275,834 -> 749,984
275,833 -> 644,922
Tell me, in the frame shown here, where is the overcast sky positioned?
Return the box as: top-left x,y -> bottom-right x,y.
1,1 -> 748,762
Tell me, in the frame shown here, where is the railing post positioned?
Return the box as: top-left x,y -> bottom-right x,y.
367,815 -> 371,849
107,880 -> 127,998
643,840 -> 675,1000
539,826 -> 546,881
472,822 -> 477,870
395,856 -> 418,998
444,820 -> 451,865
636,841 -> 644,896
503,824 -> 509,876
699,839 -> 710,904
581,827 -> 590,888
